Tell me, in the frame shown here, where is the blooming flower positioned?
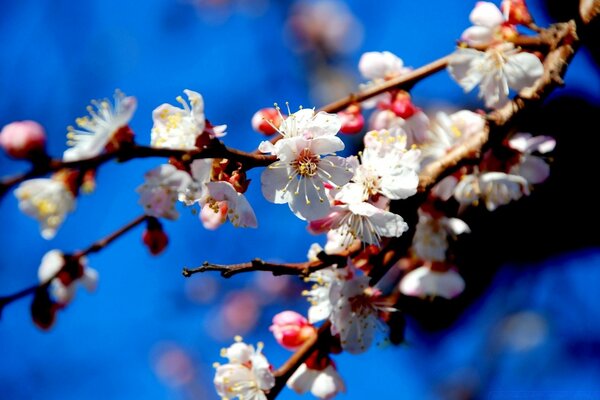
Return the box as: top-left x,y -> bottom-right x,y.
151,89 -> 225,150
328,266 -> 395,354
136,164 -> 193,220
213,338 -> 275,400
260,108 -> 352,220
349,145 -> 419,202
358,51 -> 411,109
368,108 -> 431,146
448,43 -> 544,109
15,178 -> 76,239
453,171 -> 529,211
412,210 -> 470,262
200,181 -> 257,228
399,265 -> 465,299
308,199 -> 408,247
64,90 -> 137,161
303,266 -> 349,324
287,363 -> 346,399
421,110 -> 486,166
37,250 -> 98,305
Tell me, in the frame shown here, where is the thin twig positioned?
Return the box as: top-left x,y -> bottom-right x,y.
0,214 -> 149,312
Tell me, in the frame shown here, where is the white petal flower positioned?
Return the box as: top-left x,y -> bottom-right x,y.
64,90 -> 137,161
37,250 -> 98,304
358,51 -> 410,81
461,2 -> 505,46
261,135 -> 353,221
454,171 -> 528,211
368,109 -> 430,146
304,266 -> 349,324
287,364 -> 346,399
352,146 -> 419,201
151,89 -> 220,150
264,106 -> 342,141
329,268 -> 394,354
136,164 -> 193,220
399,266 -> 465,299
412,210 -> 470,262
448,44 -> 544,109
421,110 -> 486,166
15,178 -> 76,239
310,194 -> 408,246
201,181 -> 257,228
177,158 -> 213,206
214,340 -> 274,400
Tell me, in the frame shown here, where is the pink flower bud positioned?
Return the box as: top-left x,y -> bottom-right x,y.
251,108 -> 281,136
270,311 -> 316,350
142,218 -> 169,255
338,105 -> 364,134
391,93 -> 417,119
0,120 -> 47,159
501,0 -> 532,26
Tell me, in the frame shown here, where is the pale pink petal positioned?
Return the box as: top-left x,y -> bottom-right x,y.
505,52 -> 544,92
470,2 -> 505,28
461,25 -> 494,46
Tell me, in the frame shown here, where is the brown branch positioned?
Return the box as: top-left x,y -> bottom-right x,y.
319,56 -> 450,114
0,214 -> 149,313
0,143 -> 276,198
185,245 -> 358,278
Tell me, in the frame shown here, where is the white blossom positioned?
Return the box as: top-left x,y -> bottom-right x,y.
358,51 -> 411,108
412,210 -> 470,262
15,178 -> 76,239
399,265 -> 465,299
304,266 -> 349,324
37,250 -> 98,304
151,89 -> 224,150
461,1 -> 506,46
287,364 -> 346,399
136,164 -> 192,220
448,44 -> 544,109
421,110 -> 486,166
454,171 -> 529,211
260,111 -> 353,220
64,90 -> 137,161
368,109 -> 430,146
200,181 -> 257,228
214,339 -> 275,400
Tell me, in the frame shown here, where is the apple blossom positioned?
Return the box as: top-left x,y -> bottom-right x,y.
136,164 -> 193,220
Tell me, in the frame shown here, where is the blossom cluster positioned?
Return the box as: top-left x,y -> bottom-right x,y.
0,1 -> 559,399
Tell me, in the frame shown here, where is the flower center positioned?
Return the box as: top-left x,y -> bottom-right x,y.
292,148 -> 320,177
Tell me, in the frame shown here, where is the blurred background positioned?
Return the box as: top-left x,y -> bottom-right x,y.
1,0 -> 599,399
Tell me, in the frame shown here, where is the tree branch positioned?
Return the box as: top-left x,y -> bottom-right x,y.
0,214 -> 149,313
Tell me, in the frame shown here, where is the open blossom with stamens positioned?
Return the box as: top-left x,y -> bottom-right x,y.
136,164 -> 192,220
63,90 -> 137,161
15,178 -> 76,239
260,109 -> 352,220
448,43 -> 544,109
412,209 -> 471,262
37,250 -> 98,305
151,89 -> 225,150
453,171 -> 529,211
421,110 -> 486,166
369,108 -> 430,146
350,146 -> 419,202
329,264 -> 395,354
309,182 -> 408,246
213,338 -> 275,400
363,129 -> 421,171
304,266 -> 350,324
400,264 -> 465,299
200,181 -> 257,228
